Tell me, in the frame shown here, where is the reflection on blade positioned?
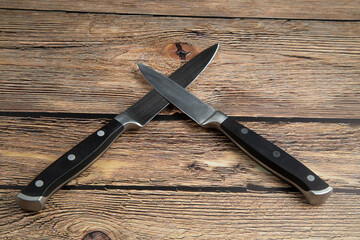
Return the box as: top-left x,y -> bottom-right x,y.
123,44 -> 219,126
137,63 -> 216,125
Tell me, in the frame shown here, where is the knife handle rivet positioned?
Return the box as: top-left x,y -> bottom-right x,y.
35,180 -> 44,187
67,154 -> 76,161
241,128 -> 248,134
307,175 -> 315,182
97,130 -> 105,137
273,151 -> 281,158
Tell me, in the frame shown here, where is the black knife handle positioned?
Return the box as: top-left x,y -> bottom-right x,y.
219,117 -> 332,204
16,119 -> 124,211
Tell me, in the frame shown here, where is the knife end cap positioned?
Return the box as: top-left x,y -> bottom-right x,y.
302,186 -> 333,205
16,193 -> 47,211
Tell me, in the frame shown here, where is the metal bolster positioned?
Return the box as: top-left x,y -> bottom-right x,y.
114,112 -> 143,131
200,111 -> 228,129
16,193 -> 49,212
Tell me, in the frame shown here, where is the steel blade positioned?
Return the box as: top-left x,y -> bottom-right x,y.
122,44 -> 218,126
137,63 -> 216,125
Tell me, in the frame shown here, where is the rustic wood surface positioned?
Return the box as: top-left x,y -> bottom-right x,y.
0,1 -> 359,239
1,10 -> 359,118
0,0 -> 359,20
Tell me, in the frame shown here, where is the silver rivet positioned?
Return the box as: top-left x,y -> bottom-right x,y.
273,151 -> 281,158
35,180 -> 44,187
67,154 -> 76,161
97,130 -> 105,137
307,175 -> 315,182
241,128 -> 248,134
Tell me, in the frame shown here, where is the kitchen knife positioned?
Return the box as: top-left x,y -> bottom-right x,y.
137,63 -> 333,204
16,44 -> 219,211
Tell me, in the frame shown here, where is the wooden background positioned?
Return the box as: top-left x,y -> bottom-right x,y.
0,1 -> 359,239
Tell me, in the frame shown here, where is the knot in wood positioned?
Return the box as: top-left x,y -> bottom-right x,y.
82,231 -> 111,240
162,43 -> 199,61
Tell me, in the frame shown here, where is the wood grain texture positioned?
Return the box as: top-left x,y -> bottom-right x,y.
0,2 -> 359,239
1,117 -> 358,191
0,0 -> 360,20
0,189 -> 359,240
0,10 -> 359,118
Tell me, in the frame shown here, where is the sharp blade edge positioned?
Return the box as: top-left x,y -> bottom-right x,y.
137,63 -> 216,125
123,44 -> 218,126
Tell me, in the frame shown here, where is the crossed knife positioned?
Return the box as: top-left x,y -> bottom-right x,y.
16,44 -> 332,211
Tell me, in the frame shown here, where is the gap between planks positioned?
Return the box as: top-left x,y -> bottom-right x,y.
1,184 -> 359,195
0,112 -> 359,124
0,7 -> 360,22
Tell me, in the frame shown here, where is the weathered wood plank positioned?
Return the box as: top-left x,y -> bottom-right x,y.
0,2 -> 358,239
0,0 -> 359,20
0,10 -> 359,118
0,189 -> 359,239
1,117 -> 358,190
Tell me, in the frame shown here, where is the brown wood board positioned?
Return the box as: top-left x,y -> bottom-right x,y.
0,0 -> 360,20
1,117 -> 358,190
0,10 -> 359,118
0,2 -> 359,239
0,189 -> 359,239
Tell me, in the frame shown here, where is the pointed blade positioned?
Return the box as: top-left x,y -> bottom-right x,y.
137,63 -> 216,125
123,44 -> 218,126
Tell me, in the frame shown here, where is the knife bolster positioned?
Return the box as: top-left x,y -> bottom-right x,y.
201,111 -> 228,129
115,112 -> 143,130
